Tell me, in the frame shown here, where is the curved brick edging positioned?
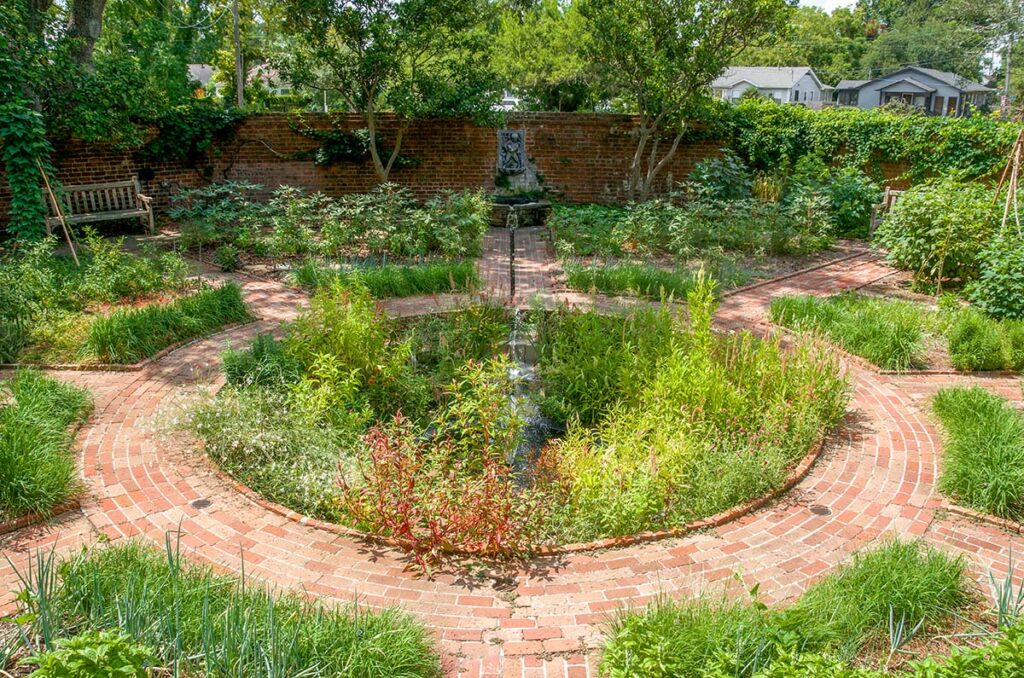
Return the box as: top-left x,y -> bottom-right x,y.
0,500 -> 82,537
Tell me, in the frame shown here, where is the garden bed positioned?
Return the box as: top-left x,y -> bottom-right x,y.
180,276 -> 848,566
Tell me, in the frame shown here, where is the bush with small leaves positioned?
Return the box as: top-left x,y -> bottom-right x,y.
23,630 -> 154,678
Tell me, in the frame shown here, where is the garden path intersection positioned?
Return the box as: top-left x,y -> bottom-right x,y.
2,227 -> 1023,678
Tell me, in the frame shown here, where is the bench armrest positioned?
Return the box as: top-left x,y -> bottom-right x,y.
137,193 -> 153,205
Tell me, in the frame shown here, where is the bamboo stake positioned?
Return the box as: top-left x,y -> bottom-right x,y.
36,158 -> 79,266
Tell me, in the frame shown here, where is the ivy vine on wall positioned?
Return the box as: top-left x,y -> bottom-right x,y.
0,104 -> 55,241
137,105 -> 247,167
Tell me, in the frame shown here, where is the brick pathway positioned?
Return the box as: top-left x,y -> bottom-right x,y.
2,229 -> 1022,678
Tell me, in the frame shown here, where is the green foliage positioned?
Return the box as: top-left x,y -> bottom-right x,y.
687,150 -> 753,201
540,276 -> 848,539
0,104 -> 54,240
0,235 -> 192,363
549,199 -> 834,260
11,541 -> 441,677
213,243 -> 240,271
137,104 -> 245,166
188,304 -> 510,522
905,625 -> 1024,677
86,283 -> 252,364
722,98 -> 1017,181
782,540 -> 970,659
578,0 -> 790,198
0,369 -> 92,521
601,539 -> 971,677
24,630 -> 153,678
289,119 -> 418,168
563,260 -> 750,300
769,294 -> 928,371
783,158 -> 882,238
168,181 -> 266,250
947,308 -> 1008,371
933,386 -> 1024,520
289,259 -> 479,298
875,179 -> 998,286
969,233 -> 1024,321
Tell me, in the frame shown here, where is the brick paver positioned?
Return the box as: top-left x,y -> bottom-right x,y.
2,229 -> 1021,677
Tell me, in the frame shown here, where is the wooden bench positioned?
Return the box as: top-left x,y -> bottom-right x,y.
46,178 -> 154,234
869,186 -> 904,235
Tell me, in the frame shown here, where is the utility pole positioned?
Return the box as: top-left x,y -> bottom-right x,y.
233,0 -> 244,108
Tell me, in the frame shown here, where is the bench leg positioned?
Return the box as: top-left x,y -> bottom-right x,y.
144,209 -> 155,234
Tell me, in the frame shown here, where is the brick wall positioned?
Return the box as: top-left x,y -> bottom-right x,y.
0,111 -> 912,228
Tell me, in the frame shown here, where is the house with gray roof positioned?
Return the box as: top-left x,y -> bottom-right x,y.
832,67 -> 992,116
711,67 -> 826,106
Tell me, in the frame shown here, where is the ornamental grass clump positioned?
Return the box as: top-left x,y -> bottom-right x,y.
600,539 -> 971,677
8,540 -> 440,677
0,369 -> 92,521
769,293 -> 929,371
86,283 -> 252,363
933,386 -> 1024,520
288,258 -> 479,297
540,275 -> 848,540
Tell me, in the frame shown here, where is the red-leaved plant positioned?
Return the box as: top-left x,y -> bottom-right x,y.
339,414 -> 548,570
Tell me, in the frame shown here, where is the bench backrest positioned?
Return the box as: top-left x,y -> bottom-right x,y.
53,179 -> 142,216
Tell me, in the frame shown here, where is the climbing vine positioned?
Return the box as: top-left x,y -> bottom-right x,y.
138,104 -> 247,167
0,103 -> 55,241
714,99 -> 1018,180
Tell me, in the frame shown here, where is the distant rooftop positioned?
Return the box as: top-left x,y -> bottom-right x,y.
712,66 -> 817,90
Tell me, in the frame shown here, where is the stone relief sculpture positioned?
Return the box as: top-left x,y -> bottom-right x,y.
497,129 -> 526,175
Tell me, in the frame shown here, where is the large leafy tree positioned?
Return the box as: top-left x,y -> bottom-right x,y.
280,0 -> 502,182
579,0 -> 790,199
735,6 -> 869,84
493,0 -> 596,111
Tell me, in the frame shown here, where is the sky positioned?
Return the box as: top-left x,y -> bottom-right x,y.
801,0 -> 855,11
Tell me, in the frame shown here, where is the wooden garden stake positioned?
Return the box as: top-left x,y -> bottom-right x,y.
37,157 -> 79,266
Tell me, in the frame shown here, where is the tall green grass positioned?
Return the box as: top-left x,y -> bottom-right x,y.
601,540 -> 971,677
0,370 -> 92,521
85,283 -> 252,363
563,261 -> 752,301
933,386 -> 1024,520
9,540 -> 440,677
770,293 -> 928,371
288,259 -> 478,298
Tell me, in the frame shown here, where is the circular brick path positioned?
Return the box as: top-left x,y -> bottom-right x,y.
2,228 -> 1022,678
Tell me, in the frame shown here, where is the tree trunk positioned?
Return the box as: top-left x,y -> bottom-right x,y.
68,0 -> 107,70
364,101 -> 389,182
630,121 -> 686,201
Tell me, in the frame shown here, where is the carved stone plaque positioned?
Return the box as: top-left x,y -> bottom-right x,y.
497,129 -> 526,175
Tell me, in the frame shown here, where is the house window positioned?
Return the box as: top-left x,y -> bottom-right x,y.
933,96 -> 944,114
947,97 -> 958,115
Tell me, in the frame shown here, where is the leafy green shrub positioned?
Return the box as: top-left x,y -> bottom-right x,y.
968,234 -> 1024,320
905,625 -> 1024,676
874,179 -> 997,286
769,294 -> 928,371
421,189 -> 490,257
933,386 -> 1024,520
547,204 -> 629,257
168,181 -> 265,250
600,540 -> 970,677
213,243 -> 240,271
23,630 -> 154,678
687,150 -> 752,201
288,259 -> 479,298
86,283 -> 252,363
823,166 -> 883,237
11,541 -> 440,677
947,308 -> 1007,371
0,369 -> 92,521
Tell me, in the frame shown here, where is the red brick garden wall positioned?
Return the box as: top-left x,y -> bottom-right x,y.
0,111 -> 912,227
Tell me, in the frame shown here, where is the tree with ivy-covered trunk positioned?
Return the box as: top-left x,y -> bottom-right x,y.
278,0 -> 501,183
578,0 -> 790,200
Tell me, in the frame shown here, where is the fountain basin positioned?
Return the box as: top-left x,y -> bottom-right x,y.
489,200 -> 551,228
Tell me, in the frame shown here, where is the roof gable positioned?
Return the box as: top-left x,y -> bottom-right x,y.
712,67 -> 820,90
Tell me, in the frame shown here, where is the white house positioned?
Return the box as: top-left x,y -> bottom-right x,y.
711,67 -> 825,105
833,67 -> 991,116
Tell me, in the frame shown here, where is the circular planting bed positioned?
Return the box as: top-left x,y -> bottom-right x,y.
182,281 -> 849,566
